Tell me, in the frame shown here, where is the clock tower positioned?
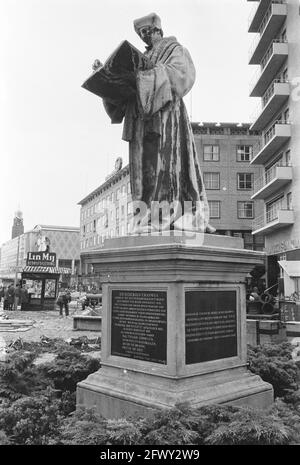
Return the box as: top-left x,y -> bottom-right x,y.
11,210 -> 24,239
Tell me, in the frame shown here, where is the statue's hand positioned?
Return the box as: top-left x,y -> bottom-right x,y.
92,59 -> 103,71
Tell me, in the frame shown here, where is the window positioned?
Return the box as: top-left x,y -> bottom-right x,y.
237,201 -> 254,219
285,149 -> 291,166
204,145 -> 219,161
284,108 -> 289,122
116,188 -> 120,200
237,145 -> 253,162
208,200 -> 220,218
116,207 -> 119,220
127,202 -> 132,215
287,192 -> 292,210
281,29 -> 287,42
237,173 -> 253,190
127,181 -> 131,194
121,185 -> 126,195
282,68 -> 288,82
121,225 -> 125,236
83,225 -> 86,236
93,219 -> 96,232
266,196 -> 284,223
204,172 -> 220,190
121,205 -> 125,217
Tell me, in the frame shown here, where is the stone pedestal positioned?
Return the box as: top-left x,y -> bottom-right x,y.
77,234 -> 273,418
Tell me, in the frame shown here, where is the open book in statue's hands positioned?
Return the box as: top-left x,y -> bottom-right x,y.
82,40 -> 151,103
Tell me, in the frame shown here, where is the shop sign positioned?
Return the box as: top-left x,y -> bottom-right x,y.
26,252 -> 56,267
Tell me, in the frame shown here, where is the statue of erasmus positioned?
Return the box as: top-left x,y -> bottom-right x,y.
95,13 -> 215,234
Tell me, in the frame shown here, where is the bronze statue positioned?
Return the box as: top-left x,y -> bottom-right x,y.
93,13 -> 215,234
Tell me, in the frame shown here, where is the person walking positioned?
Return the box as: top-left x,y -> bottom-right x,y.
0,286 -> 4,306
56,289 -> 70,317
20,286 -> 29,311
6,285 -> 15,311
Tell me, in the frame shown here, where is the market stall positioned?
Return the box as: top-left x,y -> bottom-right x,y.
21,252 -> 71,310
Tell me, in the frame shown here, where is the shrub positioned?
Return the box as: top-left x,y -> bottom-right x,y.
248,343 -> 298,397
0,396 -> 63,444
140,403 -> 210,445
268,398 -> 300,444
0,430 -> 11,445
0,351 -> 50,402
106,418 -> 142,445
205,407 -> 292,445
59,407 -> 107,445
37,348 -> 101,392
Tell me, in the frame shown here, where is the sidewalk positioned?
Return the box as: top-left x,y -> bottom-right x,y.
0,305 -> 100,344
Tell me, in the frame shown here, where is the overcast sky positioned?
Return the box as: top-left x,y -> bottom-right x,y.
0,0 -> 258,245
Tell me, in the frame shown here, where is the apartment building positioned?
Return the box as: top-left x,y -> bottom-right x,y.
192,122 -> 265,251
248,0 -> 300,296
78,163 -> 133,277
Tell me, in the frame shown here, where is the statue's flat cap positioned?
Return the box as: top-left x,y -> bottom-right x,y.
133,13 -> 161,34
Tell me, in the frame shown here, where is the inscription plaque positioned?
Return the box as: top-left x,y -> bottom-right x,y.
185,290 -> 237,364
111,290 -> 167,364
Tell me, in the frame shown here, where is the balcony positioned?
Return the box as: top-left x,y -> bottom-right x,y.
248,1 -> 285,33
250,41 -> 288,97
249,3 -> 287,65
252,209 -> 294,235
250,80 -> 289,131
251,164 -> 292,200
251,122 -> 291,165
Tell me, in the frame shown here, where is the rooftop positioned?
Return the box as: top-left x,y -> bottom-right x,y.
78,164 -> 130,206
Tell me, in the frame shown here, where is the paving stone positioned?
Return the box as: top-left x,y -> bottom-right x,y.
0,310 -> 101,344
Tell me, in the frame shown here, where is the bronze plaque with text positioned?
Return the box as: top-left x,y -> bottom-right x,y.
111,290 -> 167,364
185,290 -> 237,364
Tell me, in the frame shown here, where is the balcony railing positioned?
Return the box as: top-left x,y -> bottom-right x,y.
252,207 -> 293,231
253,162 -> 291,193
264,119 -> 289,145
249,39 -> 288,93
249,3 -> 287,64
248,0 -> 285,31
250,78 -> 289,125
250,120 -> 291,164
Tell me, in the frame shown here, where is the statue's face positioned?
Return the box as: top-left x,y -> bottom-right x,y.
139,26 -> 161,46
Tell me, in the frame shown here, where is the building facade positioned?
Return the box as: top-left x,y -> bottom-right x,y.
192,122 -> 265,251
0,224 -> 80,284
78,163 -> 133,282
248,0 -> 300,296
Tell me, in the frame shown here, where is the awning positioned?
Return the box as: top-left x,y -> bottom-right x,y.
22,266 -> 72,275
278,261 -> 300,278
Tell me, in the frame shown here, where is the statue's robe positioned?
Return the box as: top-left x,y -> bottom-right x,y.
104,36 -> 209,232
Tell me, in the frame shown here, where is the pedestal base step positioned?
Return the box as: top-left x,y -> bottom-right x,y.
77,366 -> 273,419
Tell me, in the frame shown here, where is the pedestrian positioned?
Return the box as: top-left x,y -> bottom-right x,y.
6,285 -> 15,311
56,289 -> 70,317
20,286 -> 29,311
15,284 -> 21,308
0,286 -> 4,305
